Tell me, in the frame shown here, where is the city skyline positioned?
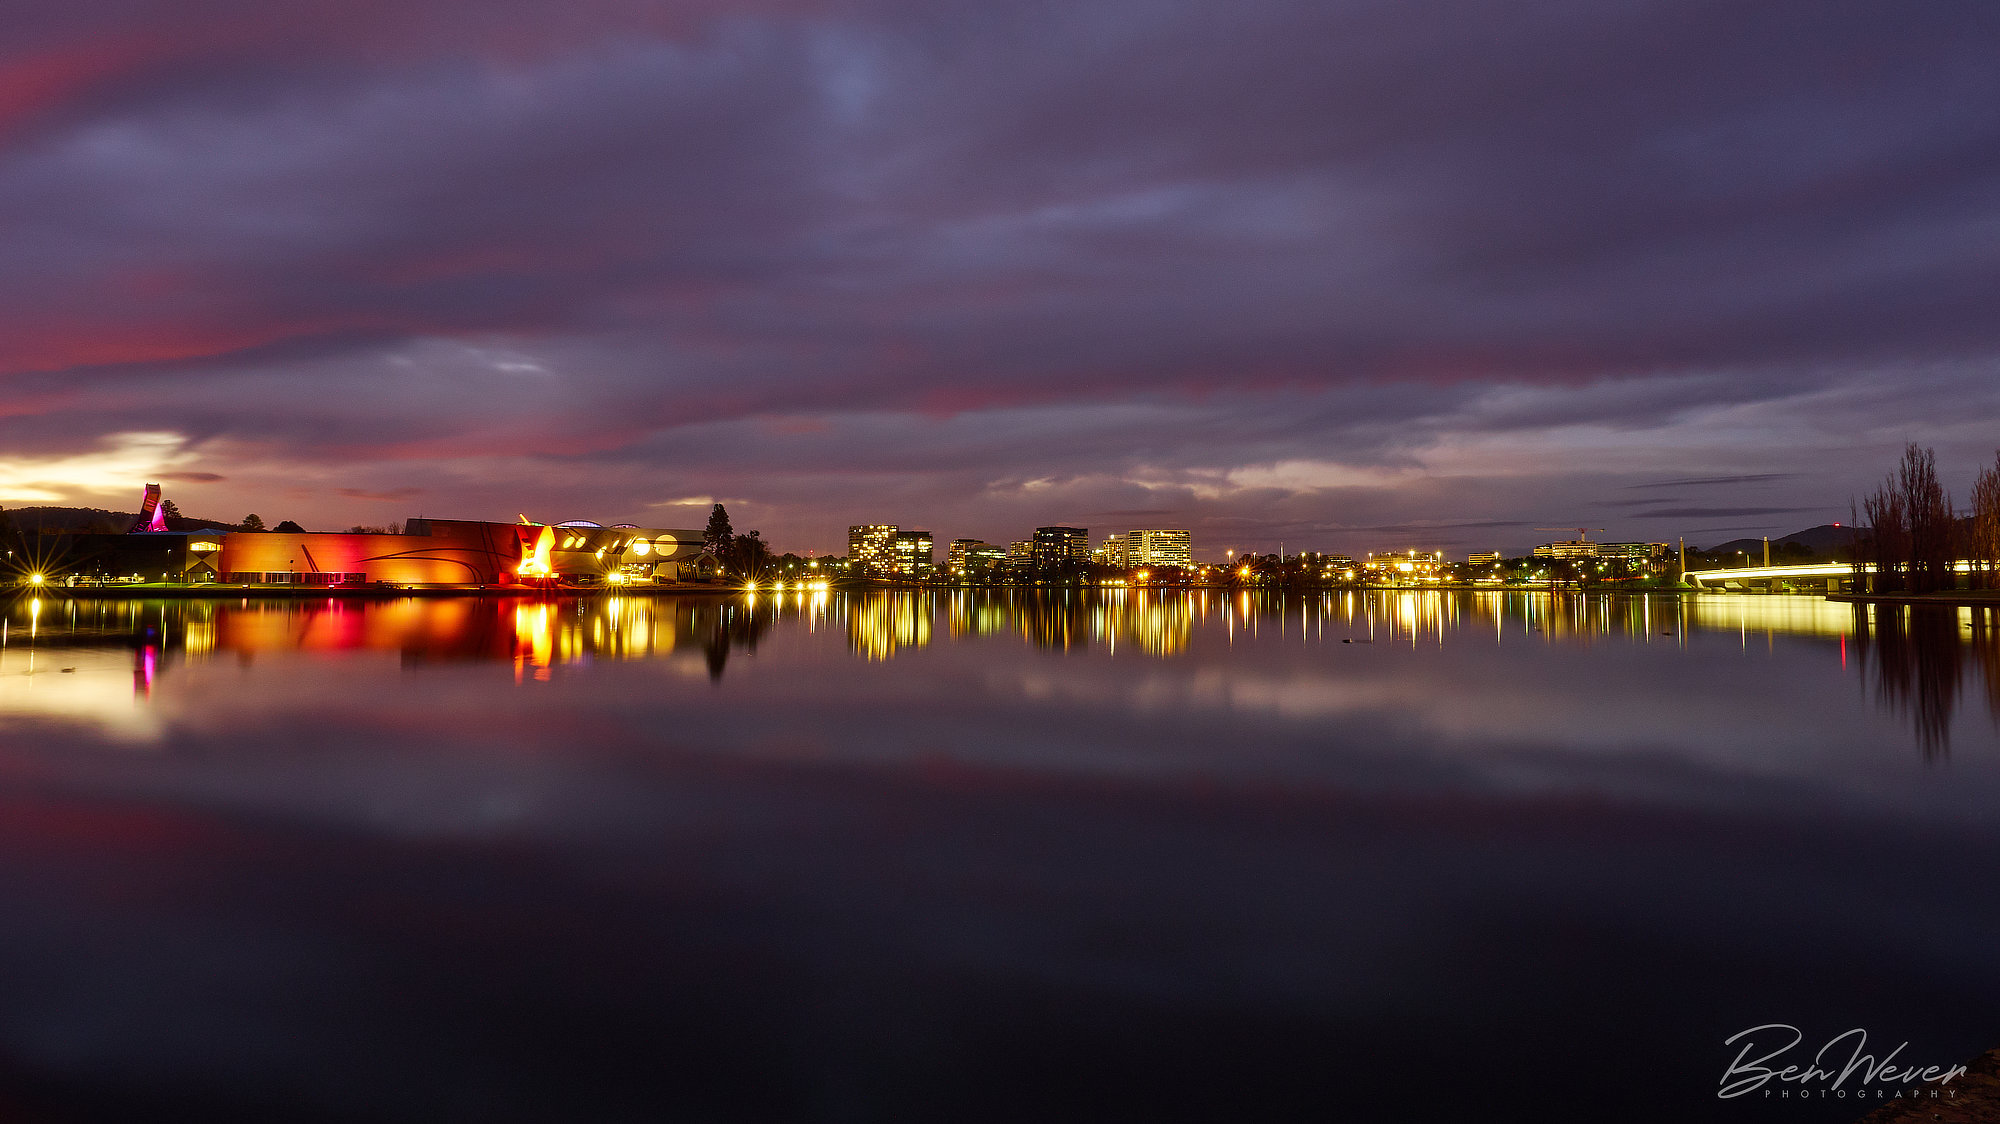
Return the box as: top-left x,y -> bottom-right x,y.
4,483 -> 1843,564
1,3 -> 1997,558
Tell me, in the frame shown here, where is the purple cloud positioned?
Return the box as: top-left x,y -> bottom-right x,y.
0,0 -> 1997,551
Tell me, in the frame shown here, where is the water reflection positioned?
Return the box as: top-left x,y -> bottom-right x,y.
8,590 -> 2000,755
852,592 -> 933,659
7,589 -> 2000,1123
1852,603 -> 2000,759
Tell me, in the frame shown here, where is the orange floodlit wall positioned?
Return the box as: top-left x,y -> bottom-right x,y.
216,519 -> 706,585
218,520 -> 530,585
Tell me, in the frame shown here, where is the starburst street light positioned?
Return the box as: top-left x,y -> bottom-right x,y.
6,534 -> 69,588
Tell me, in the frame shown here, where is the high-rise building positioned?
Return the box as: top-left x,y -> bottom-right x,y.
1125,529 -> 1191,568
948,539 -> 985,574
1595,542 -> 1667,563
948,540 -> 1007,576
848,525 -> 898,573
1032,526 -> 1089,568
893,530 -> 934,576
1097,533 -> 1127,567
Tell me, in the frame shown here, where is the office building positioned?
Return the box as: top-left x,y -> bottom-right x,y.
949,539 -> 1005,576
965,544 -> 1006,573
893,529 -> 934,576
1097,533 -> 1127,567
1596,542 -> 1667,563
1533,540 -> 1598,560
1032,526 -> 1089,568
1125,529 -> 1191,568
1467,551 -> 1503,565
848,525 -> 898,573
1363,550 -> 1444,579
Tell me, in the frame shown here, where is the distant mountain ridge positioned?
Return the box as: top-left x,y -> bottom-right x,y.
1704,524 -> 1862,557
1,505 -> 238,533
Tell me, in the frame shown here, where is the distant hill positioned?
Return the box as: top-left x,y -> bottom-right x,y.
1705,524 -> 1863,558
1,505 -> 239,534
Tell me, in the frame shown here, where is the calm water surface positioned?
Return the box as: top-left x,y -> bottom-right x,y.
1,589 -> 1997,1122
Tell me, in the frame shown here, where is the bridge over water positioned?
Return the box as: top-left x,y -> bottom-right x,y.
1681,561 -> 1990,592
1681,562 -> 1859,592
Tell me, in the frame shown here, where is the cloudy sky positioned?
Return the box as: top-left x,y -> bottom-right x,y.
2,0 -> 1997,556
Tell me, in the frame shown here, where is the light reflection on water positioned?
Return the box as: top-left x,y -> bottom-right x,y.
2,588 -> 1999,1122
3,589 -> 1997,760
0,586 -> 1879,659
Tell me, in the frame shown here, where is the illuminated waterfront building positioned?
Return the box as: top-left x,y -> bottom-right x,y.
893,530 -> 934,576
223,519 -> 707,586
1467,551 -> 1503,565
1125,529 -> 1191,568
848,525 -> 899,573
1363,550 -> 1445,581
1596,542 -> 1668,563
1097,533 -> 1128,567
950,540 -> 1005,575
47,531 -> 227,584
50,487 -> 713,588
1032,526 -> 1089,568
1533,540 -> 1598,560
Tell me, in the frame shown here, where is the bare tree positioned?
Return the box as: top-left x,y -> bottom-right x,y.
1900,445 -> 1955,593
1972,452 -> 2000,590
1860,476 -> 1909,593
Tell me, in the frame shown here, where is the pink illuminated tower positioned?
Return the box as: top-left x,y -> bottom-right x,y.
130,483 -> 168,533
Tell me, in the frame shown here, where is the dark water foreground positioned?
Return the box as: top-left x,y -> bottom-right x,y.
1,590 -> 1997,1123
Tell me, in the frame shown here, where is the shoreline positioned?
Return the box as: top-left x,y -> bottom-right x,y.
14,582 -> 1914,601
1827,591 -> 2000,607
1,584 -> 744,600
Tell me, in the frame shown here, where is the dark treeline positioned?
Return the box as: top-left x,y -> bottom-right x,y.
1854,602 -> 2000,759
1856,444 -> 2000,592
701,504 -> 773,579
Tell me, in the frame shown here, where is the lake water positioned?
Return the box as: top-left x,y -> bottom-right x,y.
1,589 -> 1997,1122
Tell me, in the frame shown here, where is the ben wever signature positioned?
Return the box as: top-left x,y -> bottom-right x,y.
1720,1025 -> 1968,1100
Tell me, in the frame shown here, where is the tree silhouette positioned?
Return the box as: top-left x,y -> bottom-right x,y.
1860,444 -> 1954,593
731,530 -> 773,578
240,513 -> 266,532
703,504 -> 733,555
1972,452 -> 2000,590
1901,446 -> 1955,593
